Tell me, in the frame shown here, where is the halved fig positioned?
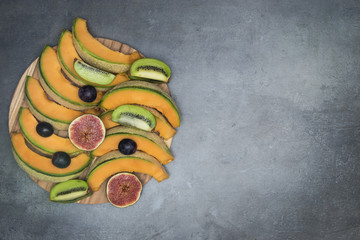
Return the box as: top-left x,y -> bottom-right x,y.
68,114 -> 105,151
50,179 -> 91,203
106,172 -> 142,208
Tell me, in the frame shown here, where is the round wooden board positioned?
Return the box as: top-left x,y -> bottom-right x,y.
8,38 -> 173,204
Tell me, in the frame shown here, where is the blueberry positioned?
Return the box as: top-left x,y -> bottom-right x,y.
78,85 -> 97,102
52,152 -> 71,168
118,139 -> 137,155
36,122 -> 54,137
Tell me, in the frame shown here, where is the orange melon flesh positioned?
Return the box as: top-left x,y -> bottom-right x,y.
25,76 -> 82,123
11,133 -> 90,176
143,106 -> 177,140
112,74 -> 130,85
83,108 -> 102,116
154,116 -> 177,140
58,30 -> 129,87
19,108 -> 80,154
99,111 -> 118,129
74,18 -> 138,64
100,88 -> 180,128
88,158 -> 168,191
58,30 -> 82,74
40,46 -> 103,104
92,134 -> 174,164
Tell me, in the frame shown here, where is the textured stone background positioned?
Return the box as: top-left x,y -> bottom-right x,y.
1,0 -> 360,239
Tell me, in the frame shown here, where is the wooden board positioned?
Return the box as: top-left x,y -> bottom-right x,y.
8,38 -> 173,204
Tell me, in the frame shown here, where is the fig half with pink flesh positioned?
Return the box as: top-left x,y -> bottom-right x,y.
68,114 -> 105,151
106,172 -> 142,208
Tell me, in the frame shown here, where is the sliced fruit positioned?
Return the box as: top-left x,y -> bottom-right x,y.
19,107 -> 81,155
99,111 -> 118,129
25,76 -> 83,130
111,105 -> 156,131
100,81 -> 180,128
68,114 -> 105,151
50,179 -> 90,203
142,106 -> 176,140
128,76 -> 170,84
92,126 -> 174,165
130,58 -> 171,83
72,17 -> 141,73
38,46 -> 102,110
74,59 -> 115,85
87,150 -> 169,191
57,30 -> 129,90
106,173 -> 142,208
11,133 -> 92,182
83,108 -> 102,116
100,107 -> 176,140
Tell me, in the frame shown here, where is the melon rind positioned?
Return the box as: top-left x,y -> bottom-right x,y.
72,18 -> 137,74
100,80 -> 180,128
12,149 -> 90,183
87,150 -> 169,191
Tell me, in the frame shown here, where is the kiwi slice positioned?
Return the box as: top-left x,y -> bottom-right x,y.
128,75 -> 167,84
50,179 -> 91,203
74,59 -> 115,85
111,105 -> 156,131
130,58 -> 171,83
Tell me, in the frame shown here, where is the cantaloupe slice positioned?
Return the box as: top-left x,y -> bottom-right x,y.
57,30 -> 129,91
25,76 -> 83,130
92,126 -> 174,164
99,106 -> 176,140
18,107 -> 81,156
72,17 -> 141,73
11,133 -> 92,182
87,150 -> 168,191
38,46 -> 103,110
100,81 -> 180,128
92,126 -> 173,165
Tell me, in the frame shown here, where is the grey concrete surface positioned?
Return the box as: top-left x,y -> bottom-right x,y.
1,0 -> 360,239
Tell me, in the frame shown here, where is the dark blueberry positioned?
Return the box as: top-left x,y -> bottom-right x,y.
118,139 -> 137,155
52,152 -> 71,168
78,85 -> 97,102
36,122 -> 54,137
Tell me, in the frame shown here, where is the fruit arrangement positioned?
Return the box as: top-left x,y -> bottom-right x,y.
9,18 -> 180,207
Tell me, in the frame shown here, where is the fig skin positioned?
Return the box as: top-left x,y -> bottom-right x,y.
106,172 -> 142,208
